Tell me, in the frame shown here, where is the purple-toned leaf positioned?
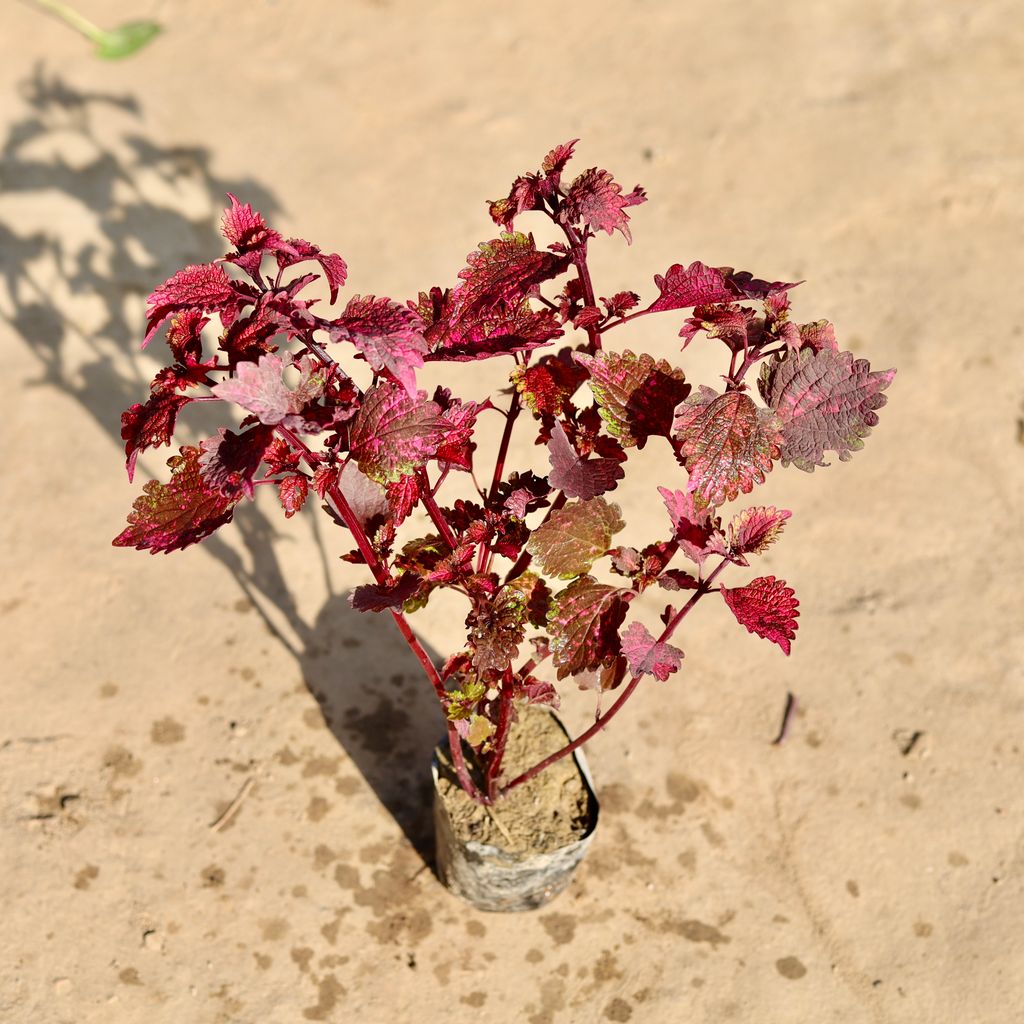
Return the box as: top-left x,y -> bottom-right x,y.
658,485 -> 724,566
728,506 -> 791,558
384,473 -> 421,525
678,303 -> 757,350
720,576 -> 800,655
621,622 -> 684,681
562,168 -> 647,243
457,232 -> 568,313
797,320 -> 838,353
349,574 -> 421,612
758,349 -> 896,471
650,262 -> 733,312
658,569 -> 699,591
348,382 -> 445,483
723,270 -> 802,300
221,193 -> 282,256
601,291 -> 640,318
548,577 -> 629,679
547,421 -> 624,500
526,497 -> 624,579
337,461 -> 390,527
672,388 -> 782,507
212,353 -> 303,427
519,677 -> 560,710
144,263 -> 238,347
112,446 -> 240,554
279,238 -> 349,303
218,308 -> 281,367
120,392 -> 192,481
541,139 -> 578,178
434,395 -> 484,470
332,294 -> 427,397
198,425 -> 274,499
466,573 -> 546,676
576,349 -> 689,448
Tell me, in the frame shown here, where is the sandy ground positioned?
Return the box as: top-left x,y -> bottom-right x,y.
2,2 -> 1023,1021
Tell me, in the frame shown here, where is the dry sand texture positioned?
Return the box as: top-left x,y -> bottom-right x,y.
2,1 -> 1023,1021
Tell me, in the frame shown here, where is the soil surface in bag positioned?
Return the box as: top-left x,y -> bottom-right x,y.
436,709 -> 592,855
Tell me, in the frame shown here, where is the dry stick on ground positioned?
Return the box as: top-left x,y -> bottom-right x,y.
209,776 -> 256,832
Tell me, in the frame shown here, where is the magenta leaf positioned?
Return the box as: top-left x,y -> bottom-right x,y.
720,576 -> 800,655
658,485 -> 725,566
758,349 -> 896,471
547,421 -> 624,499
728,506 -> 791,559
526,497 -> 624,579
348,382 -> 445,483
541,139 -> 578,178
519,677 -> 560,710
457,232 -> 568,313
511,352 -> 588,418
650,262 -> 734,312
277,473 -> 309,518
621,622 -> 684,681
120,392 -> 192,481
672,387 -> 782,507
562,168 -> 647,243
198,425 -> 274,499
723,270 -> 801,300
337,461 -> 390,526
113,446 -> 241,554
332,294 -> 427,397
576,349 -> 689,448
218,308 -> 281,367
212,353 -> 305,426
144,263 -> 239,347
349,574 -> 421,613
548,576 -> 629,679
278,238 -> 348,303
601,291 -> 640,318
798,320 -> 838,353
164,309 -> 208,363
435,396 -> 483,470
221,193 -> 287,277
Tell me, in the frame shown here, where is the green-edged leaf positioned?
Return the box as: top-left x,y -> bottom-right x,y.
758,348 -> 896,471
576,349 -> 689,448
526,498 -> 624,579
548,577 -> 629,679
672,387 -> 781,508
95,21 -> 161,60
728,506 -> 791,559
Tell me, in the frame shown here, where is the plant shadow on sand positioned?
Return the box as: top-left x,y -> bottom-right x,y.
1,65 -> 445,868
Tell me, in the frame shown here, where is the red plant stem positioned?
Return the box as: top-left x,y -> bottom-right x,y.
477,390 -> 523,574
599,307 -> 658,333
485,671 -> 515,801
446,723 -> 488,805
559,222 -> 601,352
499,557 -> 733,797
416,469 -> 459,551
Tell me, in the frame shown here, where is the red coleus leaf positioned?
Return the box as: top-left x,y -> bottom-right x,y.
457,232 -> 568,313
144,263 -> 239,347
348,382 -> 445,483
720,576 -> 800,655
121,392 -> 192,481
218,307 -> 281,367
548,576 -> 629,679
466,573 -> 547,677
601,291 -> 640,318
164,309 -> 208,363
278,238 -> 348,303
650,262 -> 734,312
263,436 -> 302,476
658,485 -> 725,566
349,574 -> 421,613
221,194 -> 284,267
576,349 -> 690,448
679,303 -> 758,350
277,473 -> 309,518
526,496 -> 624,579
758,349 -> 896,471
541,139 -> 578,179
112,446 -> 240,554
331,294 -> 427,397
434,395 -> 483,470
621,622 -> 684,681
722,270 -> 801,300
415,287 -> 564,362
198,425 -> 275,499
510,351 -> 588,418
336,461 -> 390,526
728,505 -> 791,560
561,168 -> 647,243
518,677 -> 560,710
212,352 -> 322,428
547,421 -> 624,500
672,387 -> 782,508
487,140 -> 578,229
151,358 -> 217,395
384,473 -> 421,525
797,320 -> 838,353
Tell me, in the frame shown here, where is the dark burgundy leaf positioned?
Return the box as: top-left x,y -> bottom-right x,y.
120,392 -> 192,481
720,576 -> 800,655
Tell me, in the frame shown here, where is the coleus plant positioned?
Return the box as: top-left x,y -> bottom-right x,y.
114,141 -> 895,807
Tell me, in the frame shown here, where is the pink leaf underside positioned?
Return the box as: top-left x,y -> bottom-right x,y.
198,425 -> 274,499
520,677 -> 560,710
526,497 -> 624,579
562,168 -> 646,242
728,505 -> 791,557
211,352 -> 315,427
758,348 -> 896,471
333,294 -> 427,397
548,576 -> 629,679
547,421 -> 624,499
337,461 -> 390,527
349,574 -> 420,612
113,446 -> 240,554
657,485 -> 726,566
144,263 -> 238,346
576,349 -> 689,448
281,238 -> 348,302
650,262 -> 735,312
347,382 -> 445,483
120,392 -> 192,480
672,387 -> 781,508
621,621 -> 684,681
222,194 -> 277,251
721,576 -> 800,655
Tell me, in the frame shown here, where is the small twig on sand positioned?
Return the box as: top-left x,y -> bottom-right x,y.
771,692 -> 798,746
486,804 -> 514,844
209,777 -> 255,832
